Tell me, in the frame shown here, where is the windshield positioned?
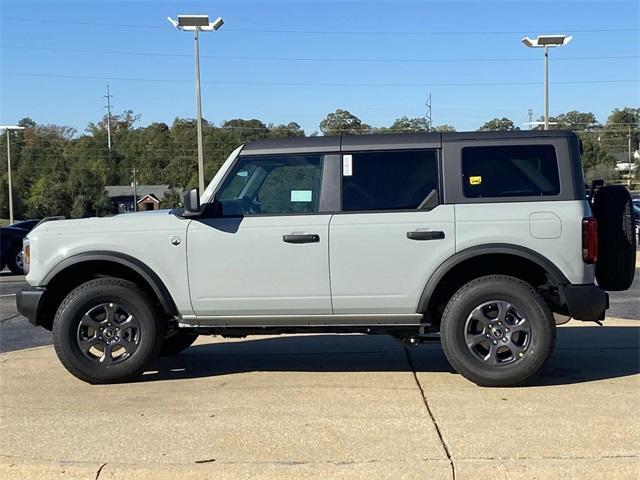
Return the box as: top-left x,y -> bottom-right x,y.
200,145 -> 244,204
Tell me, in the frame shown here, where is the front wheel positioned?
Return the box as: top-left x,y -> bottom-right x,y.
53,278 -> 163,384
440,275 -> 555,387
7,243 -> 24,275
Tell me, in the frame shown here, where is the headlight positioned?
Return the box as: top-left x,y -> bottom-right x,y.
22,238 -> 30,275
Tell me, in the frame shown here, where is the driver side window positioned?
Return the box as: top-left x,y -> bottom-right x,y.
216,154 -> 324,216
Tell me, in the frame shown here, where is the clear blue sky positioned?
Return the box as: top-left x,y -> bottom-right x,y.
1,0 -> 638,134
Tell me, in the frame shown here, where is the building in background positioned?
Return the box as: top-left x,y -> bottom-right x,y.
105,185 -> 181,214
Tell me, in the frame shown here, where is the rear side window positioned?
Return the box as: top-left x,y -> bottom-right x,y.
342,150 -> 438,211
462,145 -> 560,198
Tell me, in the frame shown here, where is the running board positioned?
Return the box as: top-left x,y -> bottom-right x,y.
178,313 -> 422,328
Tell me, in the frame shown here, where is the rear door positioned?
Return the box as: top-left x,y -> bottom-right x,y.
329,147 -> 455,316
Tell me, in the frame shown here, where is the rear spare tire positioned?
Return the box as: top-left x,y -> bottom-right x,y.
592,185 -> 636,291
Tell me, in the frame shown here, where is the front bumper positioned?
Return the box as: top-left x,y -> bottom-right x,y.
558,284 -> 609,321
16,287 -> 46,326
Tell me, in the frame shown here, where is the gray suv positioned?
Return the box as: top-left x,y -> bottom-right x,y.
17,130 -> 636,386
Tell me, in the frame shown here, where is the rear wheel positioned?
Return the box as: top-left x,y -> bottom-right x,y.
440,275 -> 555,387
53,278 -> 163,384
160,330 -> 199,356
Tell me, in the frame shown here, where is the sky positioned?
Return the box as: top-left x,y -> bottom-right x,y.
1,0 -> 638,135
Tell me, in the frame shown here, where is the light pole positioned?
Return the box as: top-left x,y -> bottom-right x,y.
521,35 -> 572,130
167,14 -> 224,195
1,125 -> 25,225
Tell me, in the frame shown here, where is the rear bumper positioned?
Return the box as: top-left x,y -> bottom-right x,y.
16,287 -> 46,326
558,284 -> 609,321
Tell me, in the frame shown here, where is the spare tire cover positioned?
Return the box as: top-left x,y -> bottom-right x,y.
592,185 -> 636,291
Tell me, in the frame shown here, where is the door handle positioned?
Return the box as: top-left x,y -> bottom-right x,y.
407,230 -> 445,241
283,234 -> 320,244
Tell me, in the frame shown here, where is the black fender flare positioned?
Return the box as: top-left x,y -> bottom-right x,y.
42,251 -> 178,315
416,244 -> 570,313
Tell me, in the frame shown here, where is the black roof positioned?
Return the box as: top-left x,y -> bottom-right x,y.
240,130 -> 576,155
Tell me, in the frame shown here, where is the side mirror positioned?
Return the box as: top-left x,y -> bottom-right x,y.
183,188 -> 200,217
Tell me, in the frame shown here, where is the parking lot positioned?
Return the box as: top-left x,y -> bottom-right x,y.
1,269 -> 638,479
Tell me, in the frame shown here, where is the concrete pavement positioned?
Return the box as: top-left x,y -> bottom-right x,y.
1,319 -> 638,479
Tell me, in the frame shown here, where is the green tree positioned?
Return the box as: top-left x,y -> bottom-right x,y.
434,124 -> 456,132
601,107 -> 640,151
269,122 -> 305,138
479,117 -> 519,131
535,111 -> 599,131
388,116 -> 430,133
319,109 -> 370,135
222,119 -> 270,142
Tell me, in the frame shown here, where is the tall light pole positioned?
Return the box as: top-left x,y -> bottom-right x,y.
521,35 -> 572,130
167,14 -> 224,195
1,125 -> 25,225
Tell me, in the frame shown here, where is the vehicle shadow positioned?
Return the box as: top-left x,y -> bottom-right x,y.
141,325 -> 639,387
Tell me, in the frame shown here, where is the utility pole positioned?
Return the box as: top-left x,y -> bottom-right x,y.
1,125 -> 25,225
104,85 -> 113,152
528,108 -> 533,129
6,130 -> 13,224
132,168 -> 138,212
425,92 -> 432,132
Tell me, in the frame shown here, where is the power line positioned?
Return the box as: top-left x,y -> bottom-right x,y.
2,17 -> 639,35
6,72 -> 639,88
2,45 -> 638,64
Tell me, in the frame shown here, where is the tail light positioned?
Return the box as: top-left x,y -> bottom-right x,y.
582,217 -> 598,264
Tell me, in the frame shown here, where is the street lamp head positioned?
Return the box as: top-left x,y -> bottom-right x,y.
521,34 -> 572,48
178,15 -> 210,28
211,16 -> 224,30
168,14 -> 224,31
0,126 -> 26,131
166,16 -> 179,29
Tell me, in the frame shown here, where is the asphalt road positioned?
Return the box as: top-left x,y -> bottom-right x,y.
1,266 -> 638,353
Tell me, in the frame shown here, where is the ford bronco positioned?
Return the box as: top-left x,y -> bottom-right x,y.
16,131 -> 636,386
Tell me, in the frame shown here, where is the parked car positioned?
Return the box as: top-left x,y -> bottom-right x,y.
17,131 -> 636,386
1,219 -> 40,274
633,202 -> 640,242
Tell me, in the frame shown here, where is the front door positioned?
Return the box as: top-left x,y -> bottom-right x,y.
187,153 -> 332,317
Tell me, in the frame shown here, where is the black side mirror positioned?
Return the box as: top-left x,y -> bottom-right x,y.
183,188 -> 200,217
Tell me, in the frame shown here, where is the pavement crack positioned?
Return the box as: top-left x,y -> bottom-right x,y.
404,347 -> 456,480
94,462 -> 107,479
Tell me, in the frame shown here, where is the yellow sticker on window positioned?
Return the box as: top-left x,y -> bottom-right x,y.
469,176 -> 482,185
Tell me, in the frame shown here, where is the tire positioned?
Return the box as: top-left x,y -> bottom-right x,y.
7,243 -> 24,275
440,275 -> 555,387
592,185 -> 636,291
160,330 -> 198,356
53,278 -> 163,384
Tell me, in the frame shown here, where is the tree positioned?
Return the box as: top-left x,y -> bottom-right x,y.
434,124 -> 456,132
221,119 -> 269,142
269,122 -> 305,138
388,116 -> 430,133
479,118 -> 519,131
319,109 -> 370,135
535,111 -> 599,131
601,107 -> 640,151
